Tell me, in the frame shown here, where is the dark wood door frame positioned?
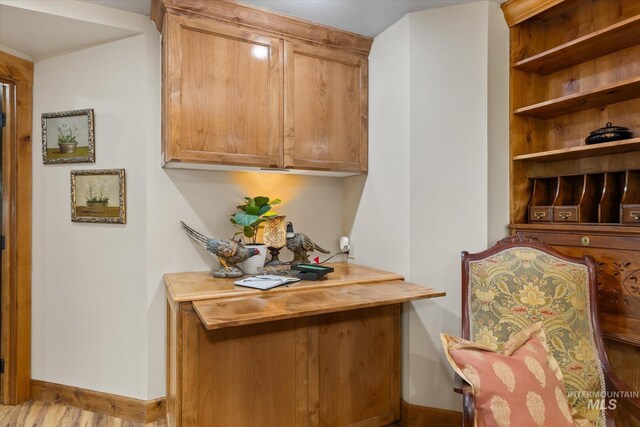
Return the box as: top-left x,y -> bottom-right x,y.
0,50 -> 33,404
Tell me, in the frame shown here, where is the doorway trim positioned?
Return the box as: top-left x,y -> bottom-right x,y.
0,50 -> 33,404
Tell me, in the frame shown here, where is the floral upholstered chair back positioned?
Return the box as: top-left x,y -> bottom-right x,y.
463,237 -> 607,426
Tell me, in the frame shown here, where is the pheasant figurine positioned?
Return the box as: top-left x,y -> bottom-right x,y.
181,221 -> 259,278
285,222 -> 330,266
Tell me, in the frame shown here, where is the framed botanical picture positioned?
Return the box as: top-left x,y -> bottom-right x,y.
42,109 -> 95,164
71,169 -> 126,224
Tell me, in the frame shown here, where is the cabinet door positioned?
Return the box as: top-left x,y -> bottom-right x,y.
284,41 -> 368,173
164,14 -> 283,167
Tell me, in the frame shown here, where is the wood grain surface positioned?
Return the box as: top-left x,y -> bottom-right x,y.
164,14 -> 283,167
0,400 -> 167,426
164,262 -> 404,303
506,0 -> 640,226
401,400 -> 462,427
31,380 -> 166,423
501,0 -> 566,27
193,281 -> 444,329
284,40 -> 368,173
151,0 -> 373,55
0,50 -> 33,405
514,14 -> 640,75
166,263 -> 442,426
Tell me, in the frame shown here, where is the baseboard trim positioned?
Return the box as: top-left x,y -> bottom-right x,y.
401,400 -> 462,427
30,379 -> 166,423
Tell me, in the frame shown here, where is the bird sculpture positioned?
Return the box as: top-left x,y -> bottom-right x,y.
181,221 -> 259,278
285,221 -> 330,266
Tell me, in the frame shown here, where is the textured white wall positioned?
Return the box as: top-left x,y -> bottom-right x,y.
343,15 -> 411,277
487,1 -> 510,245
408,2 -> 490,410
32,33 -> 154,398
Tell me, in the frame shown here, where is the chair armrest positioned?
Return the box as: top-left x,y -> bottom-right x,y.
604,367 -> 640,420
453,374 -> 475,426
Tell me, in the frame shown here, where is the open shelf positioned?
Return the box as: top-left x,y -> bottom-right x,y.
514,15 -> 640,75
513,138 -> 640,162
514,76 -> 640,119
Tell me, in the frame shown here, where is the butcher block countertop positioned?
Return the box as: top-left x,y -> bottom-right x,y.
164,262 -> 445,329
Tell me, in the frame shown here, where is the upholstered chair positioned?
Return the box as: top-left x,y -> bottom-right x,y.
456,234 -> 640,426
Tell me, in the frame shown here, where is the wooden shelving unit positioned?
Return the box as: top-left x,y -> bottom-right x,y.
504,1 -> 640,407
514,14 -> 640,75
514,76 -> 640,119
513,138 -> 640,162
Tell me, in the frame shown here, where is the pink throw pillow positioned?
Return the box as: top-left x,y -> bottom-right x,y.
441,322 -> 578,427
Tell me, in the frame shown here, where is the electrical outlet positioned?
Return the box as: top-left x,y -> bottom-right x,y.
339,236 -> 351,252
347,242 -> 355,260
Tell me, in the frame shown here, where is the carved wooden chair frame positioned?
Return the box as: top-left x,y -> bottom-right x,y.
456,233 -> 640,426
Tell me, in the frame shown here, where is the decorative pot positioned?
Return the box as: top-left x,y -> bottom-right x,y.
59,142 -> 78,154
239,244 -> 267,275
86,201 -> 108,213
585,122 -> 633,145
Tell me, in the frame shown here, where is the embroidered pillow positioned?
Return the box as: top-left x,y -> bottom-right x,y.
441,322 -> 581,427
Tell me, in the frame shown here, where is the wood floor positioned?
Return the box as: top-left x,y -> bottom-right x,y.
0,400 -> 404,426
0,401 -> 167,426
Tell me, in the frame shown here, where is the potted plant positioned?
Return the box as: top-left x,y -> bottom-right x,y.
230,196 -> 281,274
57,122 -> 79,154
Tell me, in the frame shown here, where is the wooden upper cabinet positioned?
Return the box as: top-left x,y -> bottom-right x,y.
163,14 -> 283,167
284,41 -> 368,172
153,0 -> 372,174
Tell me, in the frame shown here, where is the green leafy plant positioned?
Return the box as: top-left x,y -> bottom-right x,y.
57,123 -> 78,145
230,196 -> 281,244
86,184 -> 110,205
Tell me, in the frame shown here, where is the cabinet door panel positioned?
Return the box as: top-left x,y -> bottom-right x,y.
284,41 -> 368,172
165,15 -> 283,167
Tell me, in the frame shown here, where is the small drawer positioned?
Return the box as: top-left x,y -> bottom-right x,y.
553,206 -> 578,222
529,207 -> 552,222
621,205 -> 640,224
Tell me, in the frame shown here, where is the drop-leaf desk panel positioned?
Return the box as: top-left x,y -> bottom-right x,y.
165,262 -> 444,427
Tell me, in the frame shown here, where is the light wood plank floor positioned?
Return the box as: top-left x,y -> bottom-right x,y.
0,401 -> 167,426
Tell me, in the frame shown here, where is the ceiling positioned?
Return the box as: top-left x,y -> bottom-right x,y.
0,4 -> 139,59
79,0 -> 488,37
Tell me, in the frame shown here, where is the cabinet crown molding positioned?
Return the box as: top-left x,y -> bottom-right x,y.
151,0 -> 373,56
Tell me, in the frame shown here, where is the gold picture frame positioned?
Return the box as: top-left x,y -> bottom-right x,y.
71,169 -> 126,224
42,109 -> 95,164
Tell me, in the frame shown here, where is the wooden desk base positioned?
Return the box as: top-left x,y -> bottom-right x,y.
168,301 -> 401,427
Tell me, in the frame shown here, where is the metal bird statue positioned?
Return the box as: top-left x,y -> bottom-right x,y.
181,221 -> 259,278
285,221 -> 330,266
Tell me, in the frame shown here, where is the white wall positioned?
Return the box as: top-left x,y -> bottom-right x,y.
32,33 -> 155,398
487,2 -> 510,244
346,0 -> 508,411
343,15 -> 411,277
30,5 -> 344,400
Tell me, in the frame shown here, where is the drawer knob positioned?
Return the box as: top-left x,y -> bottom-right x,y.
581,236 -> 590,247
631,211 -> 640,220
559,211 -> 572,219
534,212 -> 546,219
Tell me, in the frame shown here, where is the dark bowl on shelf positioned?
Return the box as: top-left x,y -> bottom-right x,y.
585,122 -> 633,145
